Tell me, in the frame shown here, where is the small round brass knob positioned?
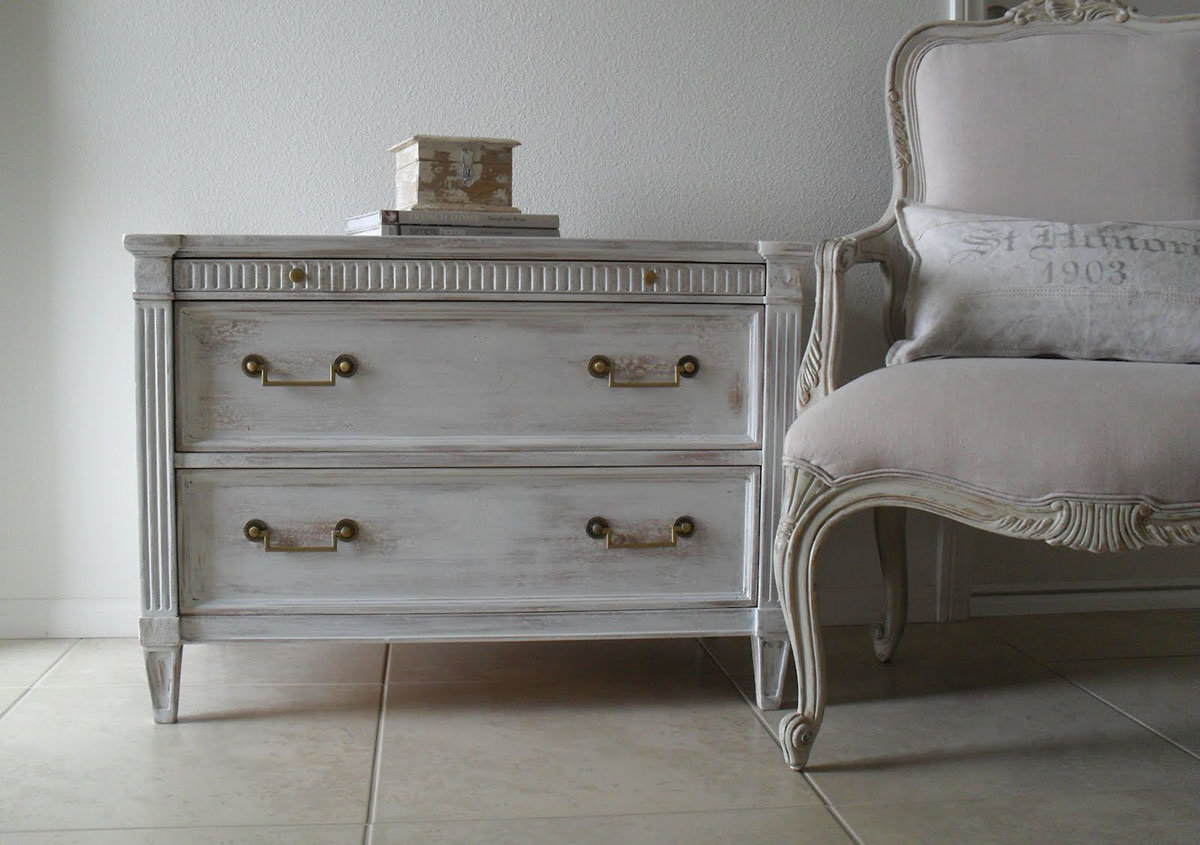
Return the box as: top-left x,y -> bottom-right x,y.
642,268 -> 658,286
677,355 -> 700,378
288,266 -> 306,283
334,519 -> 358,541
674,516 -> 695,537
585,516 -> 611,539
241,354 -> 267,377
333,354 -> 358,377
588,355 -> 612,378
243,519 -> 268,541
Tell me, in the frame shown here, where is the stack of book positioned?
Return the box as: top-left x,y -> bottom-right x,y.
347,209 -> 560,238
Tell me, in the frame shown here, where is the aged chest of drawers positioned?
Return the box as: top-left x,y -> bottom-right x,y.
126,234 -> 809,722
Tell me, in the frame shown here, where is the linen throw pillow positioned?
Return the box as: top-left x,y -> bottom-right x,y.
887,202 -> 1200,365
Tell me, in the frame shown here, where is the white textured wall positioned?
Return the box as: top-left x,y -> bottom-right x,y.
38,0 -> 1165,636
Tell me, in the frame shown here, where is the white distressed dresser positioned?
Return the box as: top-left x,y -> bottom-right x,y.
126,234 -> 809,722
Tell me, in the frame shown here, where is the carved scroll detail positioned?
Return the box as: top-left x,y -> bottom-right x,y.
772,464 -> 836,770
779,711 -> 818,762
1008,0 -> 1132,24
886,89 -> 912,173
991,499 -> 1200,553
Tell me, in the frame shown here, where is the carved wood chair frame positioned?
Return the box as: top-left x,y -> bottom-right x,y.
775,0 -> 1200,770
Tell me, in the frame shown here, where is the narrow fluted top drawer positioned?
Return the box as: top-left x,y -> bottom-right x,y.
175,302 -> 762,451
173,258 -> 764,297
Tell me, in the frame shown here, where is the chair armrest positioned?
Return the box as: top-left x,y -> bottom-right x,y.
797,217 -> 905,411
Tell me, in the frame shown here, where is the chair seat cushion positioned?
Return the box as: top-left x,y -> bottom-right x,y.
784,358 -> 1200,503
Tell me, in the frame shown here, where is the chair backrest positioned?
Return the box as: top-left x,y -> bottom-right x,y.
874,0 -> 1200,337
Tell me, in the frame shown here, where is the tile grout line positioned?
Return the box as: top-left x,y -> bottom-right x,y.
0,639 -> 80,722
349,804 -> 859,826
803,773 -> 866,845
0,823 -> 369,836
694,639 -> 866,843
362,643 -> 392,845
695,638 -> 782,747
1028,651 -> 1200,664
998,640 -> 1200,764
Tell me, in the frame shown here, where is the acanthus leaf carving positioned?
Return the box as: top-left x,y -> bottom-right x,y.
773,464 -> 834,555
796,321 -> 822,408
990,498 -> 1200,553
778,464 -> 1200,558
1007,0 -> 1132,25
797,237 -> 855,409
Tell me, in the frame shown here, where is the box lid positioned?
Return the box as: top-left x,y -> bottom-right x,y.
390,135 -> 520,168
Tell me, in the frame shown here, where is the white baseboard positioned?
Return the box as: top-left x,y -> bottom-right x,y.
819,576 -> 1200,624
0,599 -> 139,638
971,585 -> 1200,616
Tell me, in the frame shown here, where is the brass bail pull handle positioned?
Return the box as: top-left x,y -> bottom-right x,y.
587,355 -> 699,388
241,354 -> 358,386
243,518 -> 359,553
585,516 -> 695,550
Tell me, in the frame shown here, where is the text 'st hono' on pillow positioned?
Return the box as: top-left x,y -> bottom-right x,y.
888,202 -> 1200,366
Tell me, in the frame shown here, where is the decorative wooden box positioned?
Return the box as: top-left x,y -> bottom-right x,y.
390,135 -> 521,213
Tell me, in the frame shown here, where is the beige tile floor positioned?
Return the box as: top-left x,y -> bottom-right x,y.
0,611 -> 1197,843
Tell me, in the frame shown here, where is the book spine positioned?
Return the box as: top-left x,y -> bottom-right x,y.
350,225 -> 561,237
404,212 -> 557,227
396,225 -> 559,237
351,211 -> 559,228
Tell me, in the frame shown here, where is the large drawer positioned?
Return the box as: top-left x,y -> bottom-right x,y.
177,467 -> 759,613
175,302 -> 761,451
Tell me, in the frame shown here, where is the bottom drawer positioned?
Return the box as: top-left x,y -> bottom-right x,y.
178,467 -> 759,613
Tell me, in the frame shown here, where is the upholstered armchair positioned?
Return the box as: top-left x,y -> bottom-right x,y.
775,0 -> 1200,770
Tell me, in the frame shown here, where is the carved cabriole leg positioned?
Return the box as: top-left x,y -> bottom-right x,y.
769,462 -> 1200,770
872,507 -> 908,663
773,462 -> 835,770
752,636 -> 790,710
144,646 -> 181,724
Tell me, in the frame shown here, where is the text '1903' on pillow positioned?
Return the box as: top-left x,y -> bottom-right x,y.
887,201 -> 1200,366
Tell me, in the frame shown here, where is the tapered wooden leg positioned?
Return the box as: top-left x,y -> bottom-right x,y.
144,646 -> 181,724
872,507 -> 909,663
773,465 -> 831,771
752,636 -> 790,710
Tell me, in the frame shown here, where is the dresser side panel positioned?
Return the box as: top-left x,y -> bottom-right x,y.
134,276 -> 180,641
757,248 -> 807,626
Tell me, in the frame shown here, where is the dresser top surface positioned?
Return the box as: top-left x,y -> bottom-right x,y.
124,234 -> 810,264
